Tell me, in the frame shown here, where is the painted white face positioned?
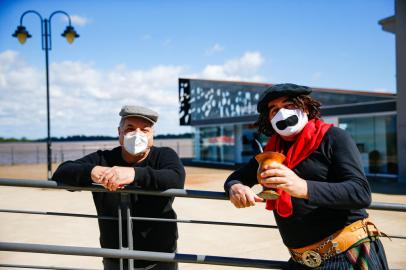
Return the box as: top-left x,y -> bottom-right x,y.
271,108 -> 308,137
123,131 -> 149,155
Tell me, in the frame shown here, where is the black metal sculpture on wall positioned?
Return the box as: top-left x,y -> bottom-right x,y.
179,79 -> 191,125
179,78 -> 269,126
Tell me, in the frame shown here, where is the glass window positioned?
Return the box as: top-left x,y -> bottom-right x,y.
241,124 -> 268,163
339,114 -> 397,175
311,92 -> 394,107
198,126 -> 235,163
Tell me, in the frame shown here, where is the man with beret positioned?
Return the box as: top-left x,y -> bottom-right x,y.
224,84 -> 388,269
52,105 -> 185,270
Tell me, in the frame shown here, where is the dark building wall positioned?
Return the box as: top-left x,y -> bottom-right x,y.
179,78 -> 395,125
396,0 -> 406,183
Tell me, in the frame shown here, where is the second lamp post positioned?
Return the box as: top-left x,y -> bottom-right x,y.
13,10 -> 79,179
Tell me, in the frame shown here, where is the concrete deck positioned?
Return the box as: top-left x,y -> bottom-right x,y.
0,164 -> 405,269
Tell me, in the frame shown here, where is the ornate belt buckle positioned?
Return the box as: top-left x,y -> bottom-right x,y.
302,250 -> 322,268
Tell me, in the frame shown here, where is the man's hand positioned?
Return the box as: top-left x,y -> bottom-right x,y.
229,183 -> 264,208
91,166 -> 110,183
259,162 -> 309,199
92,166 -> 135,192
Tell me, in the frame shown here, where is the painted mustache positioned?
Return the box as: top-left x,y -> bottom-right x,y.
276,115 -> 299,130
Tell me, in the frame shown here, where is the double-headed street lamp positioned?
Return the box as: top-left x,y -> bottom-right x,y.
12,10 -> 79,180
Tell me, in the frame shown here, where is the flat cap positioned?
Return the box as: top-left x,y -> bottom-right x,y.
119,105 -> 159,124
257,83 -> 312,112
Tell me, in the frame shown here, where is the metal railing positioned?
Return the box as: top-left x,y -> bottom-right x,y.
0,178 -> 405,270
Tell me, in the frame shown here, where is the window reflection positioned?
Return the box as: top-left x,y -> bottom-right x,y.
199,126 -> 235,163
339,115 -> 397,175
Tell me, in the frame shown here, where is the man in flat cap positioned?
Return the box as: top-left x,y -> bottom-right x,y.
52,105 -> 185,270
224,84 -> 388,269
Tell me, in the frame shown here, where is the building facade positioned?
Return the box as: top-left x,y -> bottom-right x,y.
179,78 -> 398,180
379,0 -> 406,183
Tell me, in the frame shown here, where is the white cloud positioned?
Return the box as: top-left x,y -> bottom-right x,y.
371,88 -> 395,93
0,50 -> 266,139
206,43 -> 224,55
199,51 -> 265,82
0,50 -> 189,138
63,15 -> 90,26
0,52 -> 45,137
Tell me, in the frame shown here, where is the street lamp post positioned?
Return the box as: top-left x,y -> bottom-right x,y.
12,10 -> 79,180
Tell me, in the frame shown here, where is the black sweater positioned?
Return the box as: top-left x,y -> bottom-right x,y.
52,146 -> 185,254
224,127 -> 371,248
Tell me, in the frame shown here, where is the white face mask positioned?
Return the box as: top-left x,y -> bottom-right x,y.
123,131 -> 149,155
271,108 -> 308,137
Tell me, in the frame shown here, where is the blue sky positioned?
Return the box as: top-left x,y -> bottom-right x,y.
0,0 -> 395,139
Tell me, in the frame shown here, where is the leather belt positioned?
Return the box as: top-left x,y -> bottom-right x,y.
288,218 -> 383,268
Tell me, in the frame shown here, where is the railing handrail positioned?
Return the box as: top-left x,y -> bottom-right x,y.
0,263 -> 98,270
0,242 -> 288,269
2,207 -> 405,240
1,178 -> 406,212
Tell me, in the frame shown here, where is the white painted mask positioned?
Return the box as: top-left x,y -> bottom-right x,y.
271,108 -> 308,137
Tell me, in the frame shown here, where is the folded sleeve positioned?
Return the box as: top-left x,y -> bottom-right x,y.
51,151 -> 100,186
134,147 -> 185,190
224,157 -> 259,196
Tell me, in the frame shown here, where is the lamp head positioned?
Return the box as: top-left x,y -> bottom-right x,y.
12,26 -> 32,44
61,26 -> 79,44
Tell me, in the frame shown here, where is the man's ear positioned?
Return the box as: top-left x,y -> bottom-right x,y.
148,127 -> 154,145
118,127 -> 124,146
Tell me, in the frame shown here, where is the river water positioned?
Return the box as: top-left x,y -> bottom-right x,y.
0,139 -> 193,165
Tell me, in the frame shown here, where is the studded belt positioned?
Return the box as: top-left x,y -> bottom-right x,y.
288,218 -> 383,268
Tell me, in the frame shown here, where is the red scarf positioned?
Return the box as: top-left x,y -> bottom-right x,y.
263,119 -> 332,217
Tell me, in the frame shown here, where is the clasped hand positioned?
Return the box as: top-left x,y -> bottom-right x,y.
259,162 -> 308,199
91,166 -> 135,191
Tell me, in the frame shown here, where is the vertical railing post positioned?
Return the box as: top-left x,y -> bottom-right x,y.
11,146 -> 15,165
36,146 -> 40,164
119,193 -> 134,269
60,145 -> 64,163
126,198 -> 134,270
118,204 -> 123,270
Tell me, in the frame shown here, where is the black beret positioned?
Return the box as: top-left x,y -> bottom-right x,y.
257,83 -> 312,112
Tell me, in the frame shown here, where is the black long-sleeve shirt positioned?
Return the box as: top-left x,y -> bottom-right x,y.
224,127 -> 371,248
52,146 -> 185,256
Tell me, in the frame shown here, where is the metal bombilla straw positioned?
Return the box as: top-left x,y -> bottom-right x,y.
254,138 -> 264,153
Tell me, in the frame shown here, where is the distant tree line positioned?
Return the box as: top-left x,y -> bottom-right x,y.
0,137 -> 31,142
0,133 -> 193,143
